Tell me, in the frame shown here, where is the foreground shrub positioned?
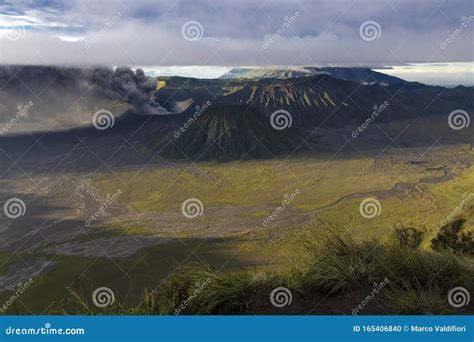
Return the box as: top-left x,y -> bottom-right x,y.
392,226 -> 423,249
155,263 -> 250,314
157,263 -> 303,315
302,233 -> 379,294
431,218 -> 473,255
385,284 -> 452,315
63,222 -> 474,315
373,246 -> 472,290
302,229 -> 473,298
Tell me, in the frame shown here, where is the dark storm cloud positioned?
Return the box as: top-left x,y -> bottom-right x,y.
0,0 -> 472,66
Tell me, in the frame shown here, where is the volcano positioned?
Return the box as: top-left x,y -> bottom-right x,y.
155,104 -> 317,161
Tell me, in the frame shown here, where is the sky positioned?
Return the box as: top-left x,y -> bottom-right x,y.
0,0 -> 472,81
374,62 -> 473,87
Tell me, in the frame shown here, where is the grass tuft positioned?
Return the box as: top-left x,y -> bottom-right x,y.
62,224 -> 474,315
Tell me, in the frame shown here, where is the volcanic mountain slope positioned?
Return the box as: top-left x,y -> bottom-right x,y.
219,67 -> 409,85
155,75 -> 474,128
155,104 -> 318,161
219,67 -> 311,80
314,67 -> 409,85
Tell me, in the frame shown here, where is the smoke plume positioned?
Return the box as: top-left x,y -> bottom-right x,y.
88,66 -> 170,115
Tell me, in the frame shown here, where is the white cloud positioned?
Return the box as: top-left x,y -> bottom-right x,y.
0,0 -> 471,67
55,35 -> 86,42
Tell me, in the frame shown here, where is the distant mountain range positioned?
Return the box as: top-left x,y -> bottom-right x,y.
151,71 -> 472,160
219,67 -> 410,86
0,65 -> 472,161
155,74 -> 473,128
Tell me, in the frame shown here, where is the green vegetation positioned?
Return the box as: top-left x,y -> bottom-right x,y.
59,227 -> 473,315
431,218 -> 474,255
302,234 -> 378,295
0,238 -> 252,315
92,149 -> 474,243
392,226 -> 424,249
2,147 -> 472,315
385,285 -> 450,315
